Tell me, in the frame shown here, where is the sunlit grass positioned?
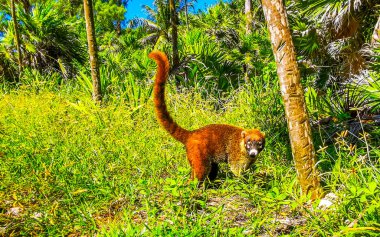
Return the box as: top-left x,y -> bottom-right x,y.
0,85 -> 379,236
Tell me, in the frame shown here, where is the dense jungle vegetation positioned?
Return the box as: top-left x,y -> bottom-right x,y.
0,0 -> 379,236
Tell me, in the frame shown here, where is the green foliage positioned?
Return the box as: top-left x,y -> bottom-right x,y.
94,0 -> 126,34
54,0 -> 83,18
76,66 -> 153,108
358,74 -> 380,112
0,0 -> 86,78
76,49 -> 154,107
0,49 -> 17,81
19,68 -> 63,91
306,85 -> 369,121
174,5 -> 273,97
291,0 -> 379,88
179,29 -> 242,93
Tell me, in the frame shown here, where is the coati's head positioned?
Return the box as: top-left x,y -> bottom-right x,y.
241,129 -> 265,159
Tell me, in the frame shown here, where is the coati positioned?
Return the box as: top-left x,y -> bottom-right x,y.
149,50 -> 265,181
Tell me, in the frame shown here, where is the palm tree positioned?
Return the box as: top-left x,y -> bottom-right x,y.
83,0 -> 102,102
131,0 -> 183,87
1,0 -> 86,77
262,0 -> 322,199
192,2 -> 240,48
244,0 -> 253,81
115,0 -> 122,35
372,14 -> 380,46
294,0 -> 379,79
115,0 -> 129,36
183,0 -> 189,30
18,0 -> 31,13
131,0 -> 195,48
169,0 -> 179,70
130,0 -> 171,48
10,0 -> 22,74
245,0 -> 253,34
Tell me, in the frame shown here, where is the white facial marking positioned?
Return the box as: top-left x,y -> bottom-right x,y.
249,149 -> 258,157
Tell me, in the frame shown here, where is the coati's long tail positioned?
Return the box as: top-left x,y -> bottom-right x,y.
149,51 -> 190,144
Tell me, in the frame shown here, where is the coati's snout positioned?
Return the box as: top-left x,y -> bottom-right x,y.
241,129 -> 265,158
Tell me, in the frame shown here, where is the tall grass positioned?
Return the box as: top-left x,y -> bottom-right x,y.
0,80 -> 379,236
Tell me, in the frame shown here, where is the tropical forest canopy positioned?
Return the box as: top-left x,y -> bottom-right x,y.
1,0 -> 380,98
0,0 -> 379,236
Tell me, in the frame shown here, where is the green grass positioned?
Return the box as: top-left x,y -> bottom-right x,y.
0,85 -> 379,236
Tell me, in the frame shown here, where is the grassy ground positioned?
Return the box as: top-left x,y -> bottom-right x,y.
0,85 -> 379,236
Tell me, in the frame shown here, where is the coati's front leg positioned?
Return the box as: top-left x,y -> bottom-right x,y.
229,154 -> 255,177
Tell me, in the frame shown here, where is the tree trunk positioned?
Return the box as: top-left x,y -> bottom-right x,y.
115,0 -> 122,36
69,0 -> 78,17
169,0 -> 179,67
116,20 -> 122,36
169,0 -> 180,87
83,0 -> 102,102
169,0 -> 179,68
11,0 -> 22,75
184,0 -> 189,30
262,0 -> 322,199
18,0 -> 31,13
245,0 -> 253,34
244,0 -> 253,82
371,14 -> 380,46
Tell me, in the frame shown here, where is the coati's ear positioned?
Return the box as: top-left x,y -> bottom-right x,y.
241,131 -> 246,138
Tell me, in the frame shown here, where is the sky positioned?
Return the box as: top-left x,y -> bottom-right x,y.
125,0 -> 222,20
0,0 -> 224,37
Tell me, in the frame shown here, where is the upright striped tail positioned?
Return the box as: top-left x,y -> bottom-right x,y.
149,51 -> 190,144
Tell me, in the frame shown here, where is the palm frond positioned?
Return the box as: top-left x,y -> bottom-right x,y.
139,33 -> 159,46
142,4 -> 157,19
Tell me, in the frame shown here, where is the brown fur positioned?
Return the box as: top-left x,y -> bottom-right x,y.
149,51 -> 265,181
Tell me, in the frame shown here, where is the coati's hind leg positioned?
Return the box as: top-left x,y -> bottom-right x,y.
208,163 -> 219,181
186,143 -> 211,182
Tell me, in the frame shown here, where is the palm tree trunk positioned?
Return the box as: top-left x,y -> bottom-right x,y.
169,0 -> 180,87
184,0 -> 189,30
245,0 -> 253,34
262,0 -> 322,199
169,0 -> 179,67
19,0 -> 31,13
69,0 -> 77,17
11,0 -> 22,75
83,0 -> 102,102
116,0 -> 122,36
371,14 -> 380,46
244,0 -> 253,82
